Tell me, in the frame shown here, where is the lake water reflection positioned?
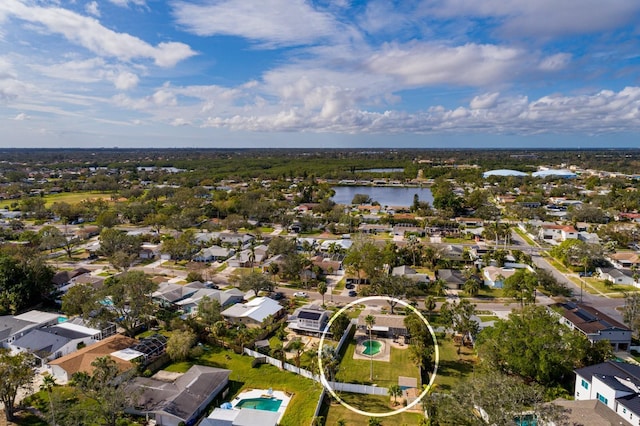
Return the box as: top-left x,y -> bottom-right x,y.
331,186 -> 434,207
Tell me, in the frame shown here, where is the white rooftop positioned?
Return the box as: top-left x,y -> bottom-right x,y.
14,310 -> 59,324
110,348 -> 145,361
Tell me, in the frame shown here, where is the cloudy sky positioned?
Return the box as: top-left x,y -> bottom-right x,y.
1,0 -> 639,148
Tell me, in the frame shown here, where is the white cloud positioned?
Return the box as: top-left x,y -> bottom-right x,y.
113,71 -> 139,90
108,0 -> 146,7
366,42 -> 523,86
85,1 -> 100,17
538,53 -> 571,71
0,0 -> 196,67
195,87 -> 640,135
13,112 -> 27,120
470,92 -> 500,109
421,0 -> 640,38
172,0 -> 341,47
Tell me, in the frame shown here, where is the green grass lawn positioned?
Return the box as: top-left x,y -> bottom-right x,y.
582,278 -> 640,295
323,393 -> 425,424
335,342 -> 420,387
42,191 -> 115,207
432,335 -> 476,392
476,286 -> 504,298
477,315 -> 499,322
163,345 -> 322,426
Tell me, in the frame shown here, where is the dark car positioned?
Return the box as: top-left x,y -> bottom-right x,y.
345,283 -> 355,289
348,290 -> 357,297
269,292 -> 284,300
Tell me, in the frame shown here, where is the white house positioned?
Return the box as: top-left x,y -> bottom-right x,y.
287,304 -> 331,336
574,361 -> 640,425
221,297 -> 283,328
597,267 -> 639,287
0,310 -> 60,348
10,322 -> 102,365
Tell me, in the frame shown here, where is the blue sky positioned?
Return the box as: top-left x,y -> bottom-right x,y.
1,0 -> 639,148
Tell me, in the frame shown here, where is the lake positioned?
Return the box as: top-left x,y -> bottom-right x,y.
331,186 -> 433,207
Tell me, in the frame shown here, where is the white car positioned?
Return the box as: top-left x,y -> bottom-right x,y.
292,291 -> 308,298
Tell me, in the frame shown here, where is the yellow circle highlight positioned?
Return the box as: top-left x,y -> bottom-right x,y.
317,296 -> 439,418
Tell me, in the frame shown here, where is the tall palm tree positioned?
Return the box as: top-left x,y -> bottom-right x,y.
40,374 -> 57,426
365,314 -> 376,381
318,282 -> 327,306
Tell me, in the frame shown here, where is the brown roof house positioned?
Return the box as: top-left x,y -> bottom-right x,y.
47,334 -> 137,383
550,302 -> 631,351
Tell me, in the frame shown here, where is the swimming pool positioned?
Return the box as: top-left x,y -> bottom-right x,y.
235,397 -> 283,412
363,340 -> 382,356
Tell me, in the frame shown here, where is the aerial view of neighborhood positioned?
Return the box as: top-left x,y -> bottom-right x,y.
0,148 -> 637,426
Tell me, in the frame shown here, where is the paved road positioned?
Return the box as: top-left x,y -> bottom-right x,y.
510,230 -> 625,322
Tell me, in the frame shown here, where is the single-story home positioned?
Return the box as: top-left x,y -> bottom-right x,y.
597,267 -> 638,287
483,266 -> 517,289
221,297 -> 284,328
202,407 -> 279,426
127,365 -> 231,426
391,265 -> 429,284
0,310 -> 60,347
176,288 -> 245,315
152,281 -> 207,307
357,311 -> 408,338
436,269 -> 466,290
193,245 -> 235,262
47,334 -> 137,383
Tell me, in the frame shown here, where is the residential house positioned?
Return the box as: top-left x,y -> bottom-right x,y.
0,310 -> 59,347
139,243 -> 160,259
176,288 -> 245,315
358,223 -> 392,235
310,256 -> 343,275
9,321 -> 103,365
152,281 -> 207,308
436,269 -> 466,290
193,245 -> 235,262
551,302 -> 631,351
483,266 -> 517,289
51,267 -> 91,289
357,310 -> 408,338
574,361 -> 640,425
393,223 -> 425,237
221,297 -> 284,328
608,253 -> 640,270
202,408 -> 279,426
455,217 -> 484,228
538,224 -> 578,243
127,365 -> 231,426
217,232 -> 255,246
391,265 -> 429,284
319,238 -> 353,252
47,334 -> 137,383
597,267 -> 639,287
287,304 -> 331,336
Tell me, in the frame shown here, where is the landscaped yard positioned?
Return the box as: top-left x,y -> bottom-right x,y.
432,334 -> 477,392
335,341 -> 420,387
162,345 -> 322,426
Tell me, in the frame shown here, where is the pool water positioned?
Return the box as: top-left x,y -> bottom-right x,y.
363,340 -> 382,356
236,397 -> 282,412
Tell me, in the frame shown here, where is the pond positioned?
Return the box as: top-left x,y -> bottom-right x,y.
331,186 -> 433,207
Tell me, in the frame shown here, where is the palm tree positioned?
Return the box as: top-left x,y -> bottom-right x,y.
289,339 -> 305,369
463,278 -> 480,297
388,384 -> 402,406
424,296 -> 436,321
318,282 -> 328,306
365,314 -> 376,381
40,374 -> 57,426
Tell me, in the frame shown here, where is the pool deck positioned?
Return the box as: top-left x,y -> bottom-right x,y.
353,334 -> 391,362
231,388 -> 291,423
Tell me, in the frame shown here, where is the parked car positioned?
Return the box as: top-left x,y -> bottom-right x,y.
348,290 -> 357,297
293,291 -> 308,298
345,283 -> 355,289
269,292 -> 284,300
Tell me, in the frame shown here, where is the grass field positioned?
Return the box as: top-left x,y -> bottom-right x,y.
42,191 -> 115,207
163,345 -> 322,426
335,341 -> 420,387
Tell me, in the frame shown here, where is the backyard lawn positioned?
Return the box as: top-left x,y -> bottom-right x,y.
323,393 -> 424,424
163,345 -> 322,426
335,341 -> 420,387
